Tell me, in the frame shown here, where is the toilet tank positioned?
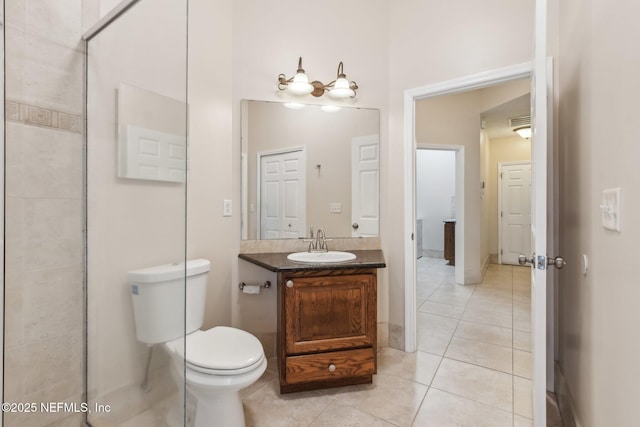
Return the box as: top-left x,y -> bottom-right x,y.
129,259 -> 211,344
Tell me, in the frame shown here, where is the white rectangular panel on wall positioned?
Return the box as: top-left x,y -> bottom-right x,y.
119,125 -> 186,183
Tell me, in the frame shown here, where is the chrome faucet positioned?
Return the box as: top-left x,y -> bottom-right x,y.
303,227 -> 331,252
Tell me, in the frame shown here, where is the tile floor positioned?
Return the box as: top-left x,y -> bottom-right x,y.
125,259 -> 565,426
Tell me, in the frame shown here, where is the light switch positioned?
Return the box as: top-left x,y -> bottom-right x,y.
223,199 -> 232,217
329,203 -> 342,213
600,188 -> 621,231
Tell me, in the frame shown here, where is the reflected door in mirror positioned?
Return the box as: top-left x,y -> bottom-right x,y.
259,149 -> 306,239
351,135 -> 379,237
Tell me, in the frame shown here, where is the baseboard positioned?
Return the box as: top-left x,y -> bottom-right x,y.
424,249 -> 444,259
555,362 -> 580,427
377,322 -> 389,348
388,323 -> 404,350
489,253 -> 499,264
481,254 -> 490,279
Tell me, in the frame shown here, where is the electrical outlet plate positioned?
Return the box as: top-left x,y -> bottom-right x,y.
329,203 -> 342,213
601,188 -> 621,231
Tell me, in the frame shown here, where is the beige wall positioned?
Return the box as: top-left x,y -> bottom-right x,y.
555,0 -> 640,425
487,136 -> 532,258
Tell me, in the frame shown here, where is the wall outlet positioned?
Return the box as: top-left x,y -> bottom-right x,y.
600,188 -> 621,231
223,199 -> 232,217
329,203 -> 342,213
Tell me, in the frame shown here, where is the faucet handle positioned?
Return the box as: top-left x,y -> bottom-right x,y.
309,226 -> 315,238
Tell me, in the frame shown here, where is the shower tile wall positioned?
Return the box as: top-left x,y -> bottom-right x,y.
4,1 -> 85,426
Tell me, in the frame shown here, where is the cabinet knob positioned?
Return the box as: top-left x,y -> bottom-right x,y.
328,364 -> 336,372
285,280 -> 294,288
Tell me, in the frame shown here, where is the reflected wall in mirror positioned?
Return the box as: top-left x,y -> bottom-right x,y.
241,100 -> 380,240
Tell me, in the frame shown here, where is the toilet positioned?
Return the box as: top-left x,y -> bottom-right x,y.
129,259 -> 266,427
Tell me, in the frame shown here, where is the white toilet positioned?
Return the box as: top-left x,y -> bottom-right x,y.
129,259 -> 266,427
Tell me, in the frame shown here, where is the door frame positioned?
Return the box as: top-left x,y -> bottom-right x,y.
403,61 -> 532,353
256,146 -> 306,239
498,160 -> 532,265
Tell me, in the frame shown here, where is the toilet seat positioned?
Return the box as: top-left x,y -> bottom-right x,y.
169,326 -> 265,376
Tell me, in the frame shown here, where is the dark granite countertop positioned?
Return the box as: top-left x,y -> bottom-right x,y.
238,250 -> 386,272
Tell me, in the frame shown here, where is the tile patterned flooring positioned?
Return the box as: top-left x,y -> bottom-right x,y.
126,259 -> 564,426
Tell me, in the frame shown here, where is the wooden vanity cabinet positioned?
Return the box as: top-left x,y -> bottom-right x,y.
277,268 -> 377,393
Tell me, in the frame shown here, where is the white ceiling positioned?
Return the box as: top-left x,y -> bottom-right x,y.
481,93 -> 531,140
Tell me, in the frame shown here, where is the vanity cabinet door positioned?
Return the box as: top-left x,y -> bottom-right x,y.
283,273 -> 376,355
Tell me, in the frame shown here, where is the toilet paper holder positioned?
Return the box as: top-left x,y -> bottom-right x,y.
238,281 -> 271,291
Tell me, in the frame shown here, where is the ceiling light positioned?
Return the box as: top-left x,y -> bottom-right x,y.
278,57 -> 358,99
321,105 -> 341,113
283,102 -> 305,110
514,126 -> 532,139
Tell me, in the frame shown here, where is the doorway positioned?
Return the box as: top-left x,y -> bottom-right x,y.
403,60 -> 557,426
416,149 -> 457,262
403,63 -> 533,353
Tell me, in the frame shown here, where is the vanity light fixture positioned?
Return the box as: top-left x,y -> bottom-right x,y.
278,57 -> 359,99
513,125 -> 532,139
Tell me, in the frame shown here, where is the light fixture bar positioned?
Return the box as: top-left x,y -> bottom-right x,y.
278,57 -> 358,99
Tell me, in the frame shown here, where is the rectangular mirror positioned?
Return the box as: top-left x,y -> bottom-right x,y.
241,100 -> 380,240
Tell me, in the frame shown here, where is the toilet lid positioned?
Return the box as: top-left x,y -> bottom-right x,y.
177,326 -> 264,373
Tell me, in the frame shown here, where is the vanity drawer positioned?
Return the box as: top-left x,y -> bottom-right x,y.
284,348 -> 375,385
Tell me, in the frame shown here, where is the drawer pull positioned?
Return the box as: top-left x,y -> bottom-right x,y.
328,364 -> 336,372
286,280 -> 294,288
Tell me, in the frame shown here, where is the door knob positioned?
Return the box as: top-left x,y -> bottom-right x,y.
547,256 -> 566,269
285,280 -> 294,288
518,255 -> 535,265
328,364 -> 336,372
352,223 -> 359,230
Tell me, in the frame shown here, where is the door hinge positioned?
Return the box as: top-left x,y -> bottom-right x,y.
411,233 -> 414,241
500,249 -> 503,255
500,172 -> 503,179
501,211 -> 503,218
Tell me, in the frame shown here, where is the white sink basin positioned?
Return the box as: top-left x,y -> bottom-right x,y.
287,251 -> 356,264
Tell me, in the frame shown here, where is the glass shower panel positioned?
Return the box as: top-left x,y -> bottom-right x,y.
85,1 -> 188,425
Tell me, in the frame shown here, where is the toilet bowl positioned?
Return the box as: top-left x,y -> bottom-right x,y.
165,327 -> 267,427
128,260 -> 266,427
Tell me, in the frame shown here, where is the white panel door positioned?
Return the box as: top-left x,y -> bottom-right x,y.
499,162 -> 532,265
260,149 -> 306,239
351,135 -> 380,237
531,1 -> 556,424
